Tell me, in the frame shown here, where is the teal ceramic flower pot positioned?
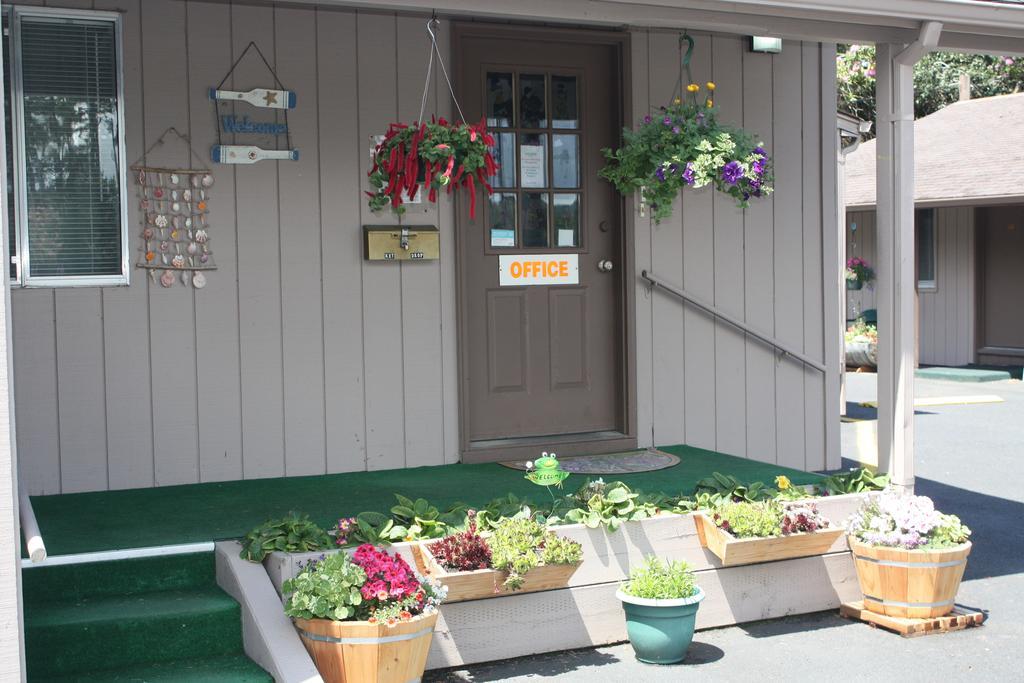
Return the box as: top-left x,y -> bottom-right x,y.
616,586 -> 705,664
846,279 -> 863,291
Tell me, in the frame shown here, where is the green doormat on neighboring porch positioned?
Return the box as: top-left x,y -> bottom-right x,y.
500,448 -> 680,474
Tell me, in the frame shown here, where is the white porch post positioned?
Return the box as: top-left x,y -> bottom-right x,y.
874,23 -> 940,492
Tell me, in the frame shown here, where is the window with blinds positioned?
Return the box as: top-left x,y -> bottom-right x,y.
4,9 -> 127,286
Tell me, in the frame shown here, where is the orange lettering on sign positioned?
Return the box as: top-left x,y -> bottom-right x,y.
559,261 -> 568,277
510,262 -> 522,278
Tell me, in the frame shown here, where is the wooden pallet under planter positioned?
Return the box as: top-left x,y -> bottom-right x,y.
840,600 -> 984,637
294,611 -> 438,683
695,512 -> 845,567
420,541 -> 580,603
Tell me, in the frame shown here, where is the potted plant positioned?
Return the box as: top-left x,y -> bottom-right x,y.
367,118 -> 497,218
421,512 -> 583,602
695,500 -> 844,566
284,545 -> 445,683
844,318 -> 878,368
846,490 -> 972,618
600,81 -> 773,222
616,556 -> 705,664
239,512 -> 331,562
845,256 -> 874,290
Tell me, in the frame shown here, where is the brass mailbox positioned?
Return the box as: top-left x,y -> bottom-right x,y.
363,225 -> 440,261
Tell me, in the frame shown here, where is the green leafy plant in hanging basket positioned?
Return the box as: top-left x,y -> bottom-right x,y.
600,78 -> 773,222
367,119 -> 498,218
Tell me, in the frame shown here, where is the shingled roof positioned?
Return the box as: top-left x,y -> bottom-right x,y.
844,92 -> 1024,208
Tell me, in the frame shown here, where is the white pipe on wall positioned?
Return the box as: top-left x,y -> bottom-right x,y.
17,480 -> 45,564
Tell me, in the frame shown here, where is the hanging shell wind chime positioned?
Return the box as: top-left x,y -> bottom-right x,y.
131,127 -> 218,289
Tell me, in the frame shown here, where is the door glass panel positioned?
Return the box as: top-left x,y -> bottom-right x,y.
519,74 -> 546,128
552,135 -> 579,189
553,194 -> 580,247
521,192 -> 549,247
487,72 -> 514,128
489,132 -> 516,188
488,193 -> 517,247
520,134 -> 547,189
551,75 -> 578,129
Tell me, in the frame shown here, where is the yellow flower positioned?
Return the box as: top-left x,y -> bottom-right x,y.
673,97 -> 682,105
686,83 -> 700,93
706,81 -> 716,91
706,99 -> 713,108
775,475 -> 791,490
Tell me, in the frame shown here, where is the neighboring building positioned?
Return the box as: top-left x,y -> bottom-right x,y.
844,92 -> 1024,367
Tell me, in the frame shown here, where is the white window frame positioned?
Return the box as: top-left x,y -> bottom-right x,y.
8,6 -> 129,287
916,208 -> 937,292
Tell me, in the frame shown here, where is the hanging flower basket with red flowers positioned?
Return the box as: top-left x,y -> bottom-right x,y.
367,118 -> 497,218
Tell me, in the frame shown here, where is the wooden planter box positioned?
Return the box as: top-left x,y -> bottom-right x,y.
294,611 -> 438,683
420,540 -> 580,603
695,513 -> 846,567
848,537 -> 972,619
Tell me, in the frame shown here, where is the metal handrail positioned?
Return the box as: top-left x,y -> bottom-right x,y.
641,270 -> 827,374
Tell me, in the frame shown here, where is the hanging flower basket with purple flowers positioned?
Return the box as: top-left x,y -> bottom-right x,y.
600,82 -> 773,222
600,36 -> 773,222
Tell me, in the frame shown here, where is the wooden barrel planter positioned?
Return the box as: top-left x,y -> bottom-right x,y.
844,339 -> 877,368
294,611 -> 438,683
695,513 -> 844,567
421,541 -> 580,602
848,538 -> 972,619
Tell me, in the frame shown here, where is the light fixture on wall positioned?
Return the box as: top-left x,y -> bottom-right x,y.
750,36 -> 782,53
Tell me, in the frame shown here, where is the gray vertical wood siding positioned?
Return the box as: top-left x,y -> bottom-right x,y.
631,31 -> 837,473
846,206 -> 975,367
11,3 -> 837,494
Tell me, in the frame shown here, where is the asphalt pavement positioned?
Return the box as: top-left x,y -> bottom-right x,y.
426,373 -> 1024,682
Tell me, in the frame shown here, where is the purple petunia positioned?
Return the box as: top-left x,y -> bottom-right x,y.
655,166 -> 666,182
754,146 -> 766,156
672,126 -> 681,135
663,116 -> 672,126
695,112 -> 706,127
721,161 -> 744,185
682,162 -> 695,186
752,158 -> 766,177
643,115 -> 652,124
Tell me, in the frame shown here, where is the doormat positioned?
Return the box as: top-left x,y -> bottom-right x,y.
500,448 -> 680,474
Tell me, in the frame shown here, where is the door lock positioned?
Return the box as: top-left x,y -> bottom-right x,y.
597,259 -> 614,272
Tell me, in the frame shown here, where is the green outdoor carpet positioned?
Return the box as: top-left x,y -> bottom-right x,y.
23,553 -> 271,682
30,444 -> 820,556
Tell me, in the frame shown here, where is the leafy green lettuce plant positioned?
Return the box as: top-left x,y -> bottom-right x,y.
712,501 -> 784,539
621,555 -> 698,600
489,517 -> 582,590
694,472 -> 775,506
283,552 -> 366,621
815,468 -> 889,496
240,512 -> 331,562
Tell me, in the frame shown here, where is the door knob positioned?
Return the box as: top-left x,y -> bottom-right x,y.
597,259 -> 614,272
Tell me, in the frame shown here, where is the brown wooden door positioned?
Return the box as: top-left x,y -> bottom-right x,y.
455,26 -> 633,462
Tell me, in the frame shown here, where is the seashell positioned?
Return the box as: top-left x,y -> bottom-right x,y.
170,174 -> 180,185
153,188 -> 164,199
199,253 -> 210,264
192,272 -> 207,289
181,271 -> 190,286
194,229 -> 209,244
137,169 -> 146,185
145,251 -> 155,262
171,190 -> 179,201
170,230 -> 179,241
159,241 -> 170,252
160,270 -> 176,287
202,174 -> 214,188
155,214 -> 169,228
187,241 -> 199,255
184,217 -> 192,228
191,174 -> 201,188
171,202 -> 181,213
146,212 -> 156,225
140,199 -> 150,210
182,189 -> 192,202
171,254 -> 186,268
143,227 -> 154,240
197,201 -> 207,212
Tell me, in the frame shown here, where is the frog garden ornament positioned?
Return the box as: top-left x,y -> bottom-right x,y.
525,453 -> 570,489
